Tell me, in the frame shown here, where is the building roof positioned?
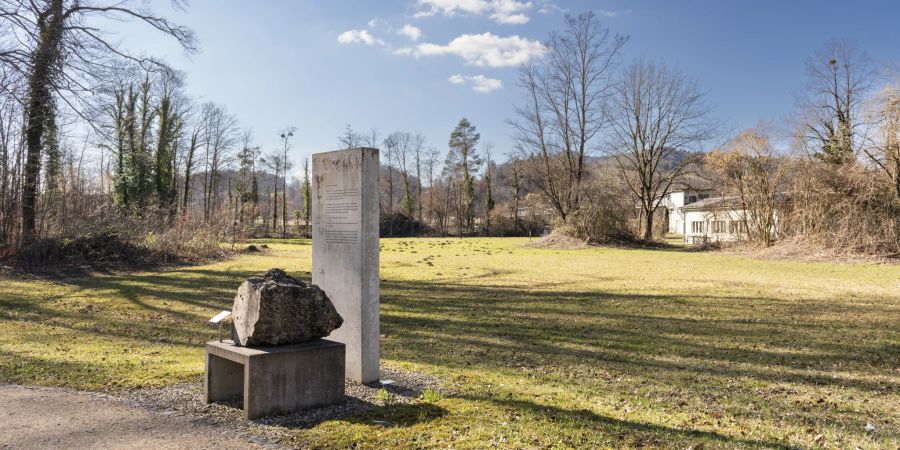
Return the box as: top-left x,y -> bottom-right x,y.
680,195 -> 743,211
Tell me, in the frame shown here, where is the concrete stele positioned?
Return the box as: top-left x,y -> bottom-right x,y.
311,147 -> 380,384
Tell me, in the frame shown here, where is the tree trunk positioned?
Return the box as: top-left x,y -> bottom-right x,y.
272,168 -> 278,235
182,135 -> 197,212
642,206 -> 653,241
21,0 -> 65,242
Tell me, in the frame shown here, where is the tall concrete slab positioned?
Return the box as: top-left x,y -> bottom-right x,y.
311,148 -> 380,384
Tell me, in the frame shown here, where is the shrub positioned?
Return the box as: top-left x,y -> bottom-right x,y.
782,162 -> 899,258
144,215 -> 226,262
380,212 -> 428,237
9,212 -> 229,271
558,174 -> 635,244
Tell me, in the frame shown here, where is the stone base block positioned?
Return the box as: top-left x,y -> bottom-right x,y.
205,339 -> 345,419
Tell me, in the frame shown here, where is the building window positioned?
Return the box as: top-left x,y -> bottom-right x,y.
688,196 -> 697,203
712,221 -> 726,233
691,221 -> 704,233
729,221 -> 745,234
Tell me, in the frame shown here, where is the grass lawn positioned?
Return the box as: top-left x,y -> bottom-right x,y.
1,238 -> 898,448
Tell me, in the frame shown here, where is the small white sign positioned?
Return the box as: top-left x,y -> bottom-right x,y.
209,310 -> 232,324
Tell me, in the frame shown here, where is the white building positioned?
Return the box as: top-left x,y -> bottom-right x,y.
663,190 -> 758,244
662,189 -> 711,236
681,196 -> 751,244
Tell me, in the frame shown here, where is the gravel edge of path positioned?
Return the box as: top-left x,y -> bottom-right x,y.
116,367 -> 446,448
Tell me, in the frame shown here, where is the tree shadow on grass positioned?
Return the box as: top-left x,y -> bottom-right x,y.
379,280 -> 898,382
0,266 -> 319,356
348,402 -> 446,428
378,278 -> 899,441
237,397 -> 446,431
459,394 -> 800,449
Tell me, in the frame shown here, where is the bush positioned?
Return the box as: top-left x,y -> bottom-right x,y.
9,213 -> 228,271
483,204 -> 546,237
16,231 -> 151,270
557,175 -> 636,244
380,212 -> 428,237
143,215 -> 226,262
783,162 -> 899,258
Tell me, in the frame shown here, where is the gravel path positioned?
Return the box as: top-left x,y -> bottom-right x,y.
0,384 -> 267,449
1,368 -> 444,449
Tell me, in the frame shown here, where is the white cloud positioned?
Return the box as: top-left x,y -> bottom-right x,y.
491,12 -> 528,25
393,47 -> 414,56
489,0 -> 532,24
414,33 -> 546,67
537,1 -> 563,14
398,24 -> 422,41
448,74 -> 503,92
337,29 -> 385,46
597,9 -> 618,17
469,75 -> 503,92
415,0 -> 534,25
367,18 -> 379,28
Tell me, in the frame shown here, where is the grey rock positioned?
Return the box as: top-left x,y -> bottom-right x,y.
231,268 -> 343,346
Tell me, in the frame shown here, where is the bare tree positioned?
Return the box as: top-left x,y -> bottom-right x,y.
413,132 -> 425,222
338,124 -> 362,150
608,60 -> 716,240
706,128 -> 789,246
182,102 -> 207,213
260,152 -> 283,235
201,103 -> 238,222
385,131 -> 414,218
0,85 -> 23,243
482,142 -> 495,235
423,146 -> 441,228
864,85 -> 900,201
509,11 -> 626,223
279,127 -> 295,237
381,134 -> 396,218
364,128 -> 379,149
0,0 -> 196,241
302,156 -> 311,236
508,155 -> 523,233
795,39 -> 873,165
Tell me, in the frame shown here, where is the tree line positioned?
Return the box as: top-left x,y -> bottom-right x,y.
0,4 -> 896,259
356,12 -> 897,257
0,0 -> 314,258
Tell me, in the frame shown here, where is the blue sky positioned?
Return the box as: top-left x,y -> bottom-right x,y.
108,0 -> 900,175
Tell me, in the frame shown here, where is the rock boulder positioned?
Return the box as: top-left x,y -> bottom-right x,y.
231,268 -> 343,346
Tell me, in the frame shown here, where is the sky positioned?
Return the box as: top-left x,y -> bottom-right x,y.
104,0 -> 900,176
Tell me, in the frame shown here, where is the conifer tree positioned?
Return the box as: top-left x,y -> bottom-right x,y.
447,118 -> 481,234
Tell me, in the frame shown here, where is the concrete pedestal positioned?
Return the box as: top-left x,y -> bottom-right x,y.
205,339 -> 345,419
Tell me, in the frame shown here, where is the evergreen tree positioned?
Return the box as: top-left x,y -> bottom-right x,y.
447,118 -> 481,234
154,89 -> 178,212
